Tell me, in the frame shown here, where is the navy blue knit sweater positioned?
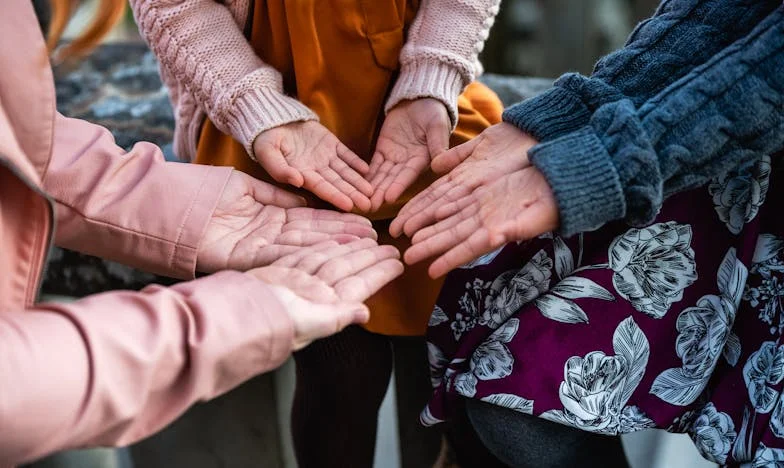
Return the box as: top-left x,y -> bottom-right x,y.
502,1 -> 784,236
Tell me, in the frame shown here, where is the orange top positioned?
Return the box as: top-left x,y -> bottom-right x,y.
196,0 -> 502,335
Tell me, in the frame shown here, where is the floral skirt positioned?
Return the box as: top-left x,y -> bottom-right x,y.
423,154 -> 784,467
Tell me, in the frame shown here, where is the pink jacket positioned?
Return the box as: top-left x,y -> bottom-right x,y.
0,2 -> 295,465
130,0 -> 501,159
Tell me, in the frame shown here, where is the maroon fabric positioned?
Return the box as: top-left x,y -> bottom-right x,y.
423,154 -> 784,466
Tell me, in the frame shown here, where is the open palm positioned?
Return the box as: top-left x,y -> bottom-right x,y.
368,98 -> 450,211
391,123 -> 537,238
253,121 -> 373,212
197,171 -> 377,273
404,167 -> 559,278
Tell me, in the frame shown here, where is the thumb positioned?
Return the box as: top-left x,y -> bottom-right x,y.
241,173 -> 306,208
431,136 -> 479,174
425,119 -> 450,160
254,143 -> 305,188
293,302 -> 369,350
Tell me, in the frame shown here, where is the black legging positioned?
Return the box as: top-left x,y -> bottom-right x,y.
463,399 -> 630,468
291,325 -> 442,468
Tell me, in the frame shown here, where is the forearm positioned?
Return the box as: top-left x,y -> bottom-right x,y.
45,114 -> 231,279
504,0 -> 782,142
129,0 -> 316,151
0,272 -> 293,466
385,0 -> 501,127
529,7 -> 784,236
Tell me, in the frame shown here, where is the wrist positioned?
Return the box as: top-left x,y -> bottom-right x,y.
227,88 -> 319,158
386,59 -> 465,130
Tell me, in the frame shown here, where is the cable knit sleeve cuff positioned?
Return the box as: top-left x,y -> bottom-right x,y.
529,127 -> 626,237
502,86 -> 593,142
224,87 -> 319,157
385,59 -> 465,130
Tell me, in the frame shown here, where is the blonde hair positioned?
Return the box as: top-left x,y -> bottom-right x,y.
47,0 -> 127,61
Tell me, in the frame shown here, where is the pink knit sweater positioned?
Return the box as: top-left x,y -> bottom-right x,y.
129,0 -> 501,160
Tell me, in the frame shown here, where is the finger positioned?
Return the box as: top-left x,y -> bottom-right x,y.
370,164 -> 402,211
390,179 -> 453,236
291,238 -> 378,274
410,201 -> 479,244
429,228 -> 506,278
287,208 -> 373,226
337,143 -> 370,174
368,159 -> 394,210
330,158 -> 373,197
297,302 -> 370,350
432,191 -> 476,222
250,244 -> 302,266
246,176 -> 307,208
283,218 -> 377,240
333,258 -> 405,302
401,184 -> 471,238
286,208 -> 377,239
271,240 -> 342,268
425,120 -> 450,159
275,230 -> 360,246
302,170 -> 354,212
404,216 -> 479,266
254,144 -> 305,187
316,244 -> 401,286
431,137 -> 481,174
367,152 -> 385,179
383,161 -> 428,204
322,166 -> 372,212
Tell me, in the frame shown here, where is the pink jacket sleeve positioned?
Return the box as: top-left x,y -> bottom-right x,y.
44,113 -> 232,279
385,0 -> 502,127
130,0 -> 317,154
0,271 -> 294,466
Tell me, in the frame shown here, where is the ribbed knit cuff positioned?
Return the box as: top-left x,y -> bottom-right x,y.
503,86 -> 593,142
529,127 -> 626,237
385,59 -> 465,130
225,87 -> 319,157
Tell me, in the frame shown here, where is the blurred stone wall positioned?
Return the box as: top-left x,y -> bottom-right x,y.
482,0 -> 662,77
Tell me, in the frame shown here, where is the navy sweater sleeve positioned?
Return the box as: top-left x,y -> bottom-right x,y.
528,7 -> 784,237
502,0 -> 781,142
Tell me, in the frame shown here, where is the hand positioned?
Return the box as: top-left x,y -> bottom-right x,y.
197,171 -> 378,273
390,123 -> 537,238
404,167 -> 559,279
367,99 -> 450,211
248,239 -> 404,349
252,121 -> 373,212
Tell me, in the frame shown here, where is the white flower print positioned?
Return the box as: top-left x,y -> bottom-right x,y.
481,250 -> 552,329
690,403 -> 737,464
754,444 -> 784,467
541,318 -> 652,434
427,342 -> 448,389
709,154 -> 771,235
419,405 -> 444,426
618,406 -> 657,433
771,398 -> 784,439
534,236 -> 614,324
608,222 -> 698,319
453,278 -> 486,339
651,249 -> 748,406
453,372 -> 478,398
429,305 -> 449,327
470,319 -> 519,381
744,234 -> 784,334
732,406 -> 755,463
743,341 -> 784,413
481,393 -> 534,415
